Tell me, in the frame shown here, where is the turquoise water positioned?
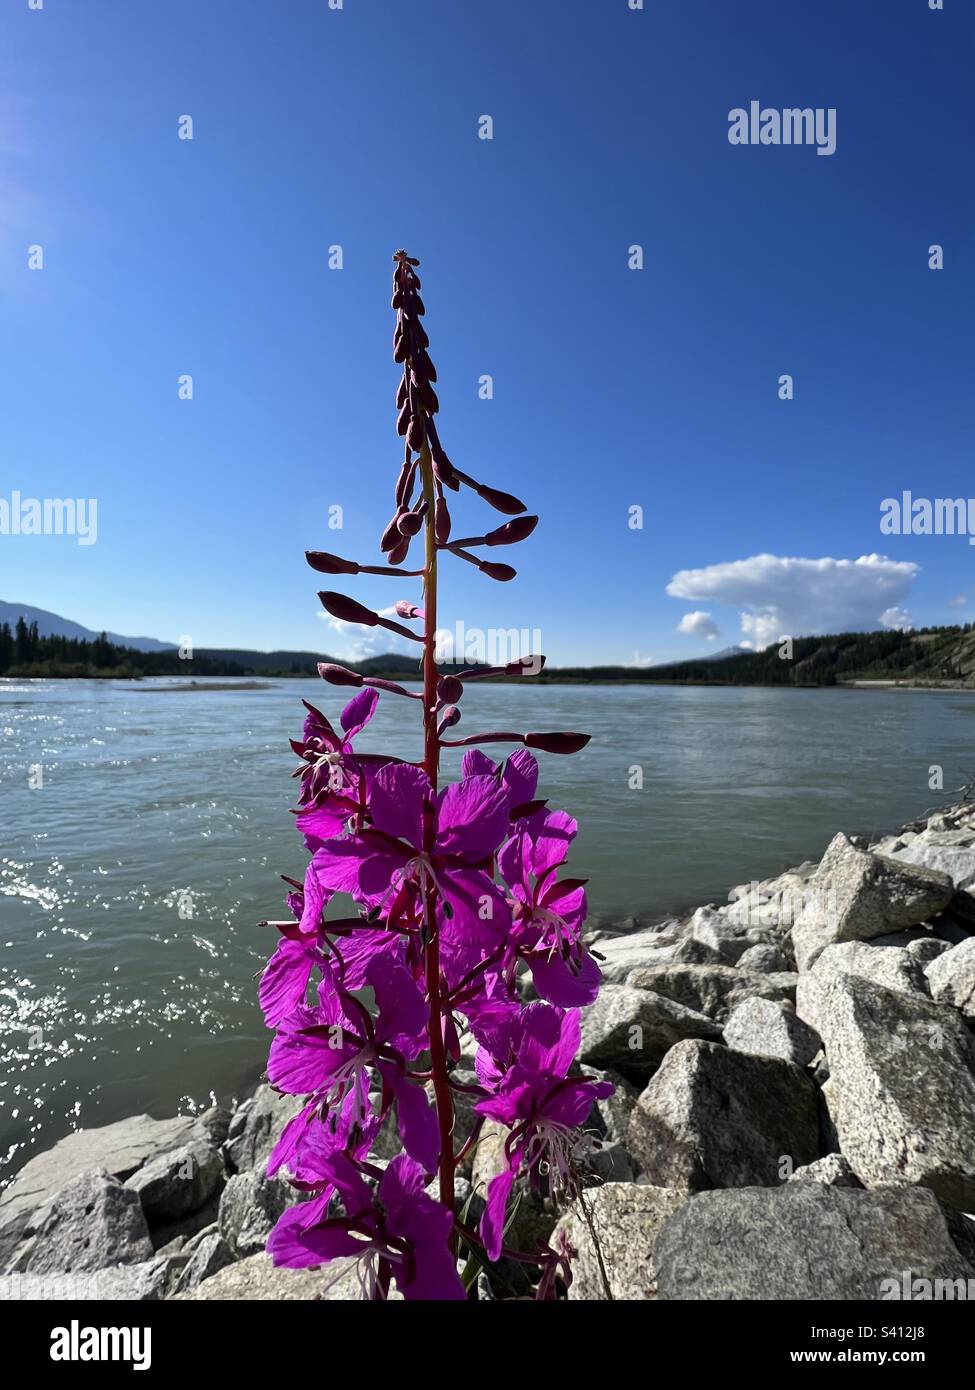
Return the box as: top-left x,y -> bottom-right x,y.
1,676 -> 972,1182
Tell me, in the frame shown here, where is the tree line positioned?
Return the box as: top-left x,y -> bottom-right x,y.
1,619 -> 973,685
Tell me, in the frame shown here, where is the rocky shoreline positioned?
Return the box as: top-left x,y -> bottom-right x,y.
3,800 -> 975,1301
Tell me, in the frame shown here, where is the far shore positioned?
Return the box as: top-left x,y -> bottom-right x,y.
3,674 -> 975,692
125,680 -> 275,693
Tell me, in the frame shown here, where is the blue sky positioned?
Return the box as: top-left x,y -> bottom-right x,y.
1,0 -> 972,665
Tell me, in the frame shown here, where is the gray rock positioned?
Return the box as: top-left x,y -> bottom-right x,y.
892,831 -> 975,900
553,1184 -> 686,1299
580,1066 -> 639,1145
148,1193 -> 220,1252
0,1113 -> 196,1266
906,936 -> 951,966
801,941 -> 928,1022
625,963 -> 794,1020
796,971 -> 975,1209
578,986 -> 722,1077
154,1234 -> 188,1257
217,1168 -> 294,1257
723,997 -> 821,1067
172,1230 -> 235,1293
737,942 -> 794,974
224,1097 -> 253,1144
182,1221 -> 218,1253
788,1153 -> 862,1187
685,907 -> 759,965
655,1183 -> 975,1300
172,1251 -> 371,1300
591,924 -> 687,983
868,927 -> 940,950
624,963 -> 741,1016
124,1139 -> 225,1226
669,936 -> 724,965
626,1039 -> 819,1191
222,1085 -> 306,1174
925,937 -> 975,1022
791,833 -> 954,973
191,1106 -> 231,1149
5,1168 -> 154,1275
587,1141 -> 636,1184
723,869 -> 814,936
725,971 -> 798,1013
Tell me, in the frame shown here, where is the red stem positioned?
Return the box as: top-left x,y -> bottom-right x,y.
419,434 -> 456,1231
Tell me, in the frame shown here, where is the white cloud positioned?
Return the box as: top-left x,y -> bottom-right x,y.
316,606 -> 412,662
949,594 -> 968,608
677,611 -> 720,641
666,553 -> 919,650
880,606 -> 914,632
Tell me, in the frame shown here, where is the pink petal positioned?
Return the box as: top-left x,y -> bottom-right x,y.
340,688 -> 379,740
480,1168 -> 516,1262
370,764 -> 431,846
259,938 -> 318,1029
436,775 -> 511,862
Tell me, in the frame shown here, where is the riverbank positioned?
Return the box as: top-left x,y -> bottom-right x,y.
124,681 -> 275,692
2,799 -> 974,1300
6,672 -> 975,690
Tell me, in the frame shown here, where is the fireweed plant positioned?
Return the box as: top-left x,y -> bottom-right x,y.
258,251 -> 612,1300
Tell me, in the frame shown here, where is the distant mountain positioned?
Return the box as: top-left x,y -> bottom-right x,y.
0,601 -> 176,653
6,602 -> 975,687
193,648 -> 420,676
0,602 -> 428,674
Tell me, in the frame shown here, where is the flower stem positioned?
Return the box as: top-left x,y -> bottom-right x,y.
418,435 -> 455,1230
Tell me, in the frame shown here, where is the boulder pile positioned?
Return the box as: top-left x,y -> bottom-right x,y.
3,801 -> 974,1300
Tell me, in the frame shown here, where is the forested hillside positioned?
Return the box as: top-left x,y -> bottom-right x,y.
2,618 -> 974,686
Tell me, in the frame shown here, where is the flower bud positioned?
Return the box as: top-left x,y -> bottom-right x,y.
427,428 -> 457,488
319,592 -> 379,627
394,456 -> 415,507
524,732 -> 591,755
437,675 -> 463,704
381,510 -> 406,552
317,662 -> 364,687
476,483 -> 526,515
485,515 -> 538,546
479,561 -> 516,582
436,705 -> 461,736
305,550 -> 359,575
